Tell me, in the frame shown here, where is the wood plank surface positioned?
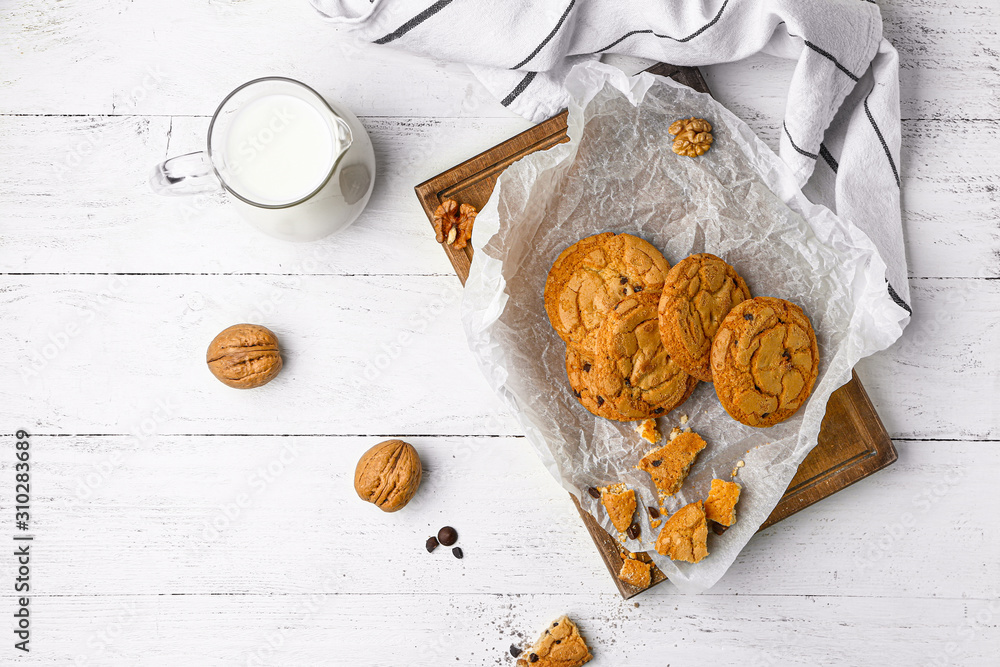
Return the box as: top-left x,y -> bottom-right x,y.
1,0 -> 998,661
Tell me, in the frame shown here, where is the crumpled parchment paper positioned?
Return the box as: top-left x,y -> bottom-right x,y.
462,62 -> 907,593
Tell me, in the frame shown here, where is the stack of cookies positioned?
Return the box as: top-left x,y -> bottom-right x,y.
544,232 -> 820,428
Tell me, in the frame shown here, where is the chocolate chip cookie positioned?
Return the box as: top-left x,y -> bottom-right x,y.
655,500 -> 709,563
516,616 -> 592,667
705,478 -> 741,527
710,297 -> 819,427
600,484 -> 636,532
637,431 -> 707,495
565,346 -> 630,421
544,233 -> 670,352
657,253 -> 751,382
590,292 -> 698,420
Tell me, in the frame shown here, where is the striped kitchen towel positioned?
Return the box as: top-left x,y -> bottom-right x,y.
310,0 -> 910,318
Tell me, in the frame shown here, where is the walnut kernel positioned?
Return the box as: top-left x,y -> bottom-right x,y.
669,117 -> 713,157
432,199 -> 477,249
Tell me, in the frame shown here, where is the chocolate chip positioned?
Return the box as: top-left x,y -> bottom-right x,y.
552,622 -> 559,627
425,536 -> 439,553
529,654 -> 539,663
761,412 -> 770,418
624,377 -> 631,387
582,362 -> 591,372
452,547 -> 463,559
620,276 -> 628,284
654,407 -> 664,414
647,506 -> 660,519
554,640 -> 562,645
510,645 -> 523,658
712,523 -> 729,536
572,389 -> 582,398
437,526 -> 458,546
596,396 -> 605,406
633,284 -> 643,292
588,486 -> 601,499
626,522 -> 641,540
651,459 -> 662,467
744,313 -> 753,321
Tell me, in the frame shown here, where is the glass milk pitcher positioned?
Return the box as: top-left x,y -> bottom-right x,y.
151,77 -> 375,242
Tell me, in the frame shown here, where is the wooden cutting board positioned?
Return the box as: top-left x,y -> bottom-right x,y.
414,63 -> 897,598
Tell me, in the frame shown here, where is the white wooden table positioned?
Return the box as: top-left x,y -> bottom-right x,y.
1,1 -> 998,664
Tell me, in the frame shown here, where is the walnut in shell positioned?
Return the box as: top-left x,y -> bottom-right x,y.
432,199 -> 477,249
206,324 -> 282,389
669,117 -> 713,157
354,439 -> 422,512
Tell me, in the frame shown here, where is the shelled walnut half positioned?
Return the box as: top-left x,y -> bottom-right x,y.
669,117 -> 713,158
432,199 -> 477,249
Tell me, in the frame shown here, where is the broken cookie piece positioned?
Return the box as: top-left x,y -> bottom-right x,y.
637,431 -> 707,495
618,557 -> 652,588
655,500 -> 709,563
600,484 -> 636,533
704,478 -> 741,527
516,615 -> 593,667
635,418 -> 661,444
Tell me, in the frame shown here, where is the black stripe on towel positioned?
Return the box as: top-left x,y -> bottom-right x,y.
864,90 -> 901,188
819,143 -> 839,173
511,0 -> 577,69
501,71 -> 538,107
374,0 -> 454,45
887,281 -> 912,314
783,121 -> 818,159
804,40 -> 861,82
591,0 -> 730,53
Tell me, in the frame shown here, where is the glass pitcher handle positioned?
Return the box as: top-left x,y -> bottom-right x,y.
149,151 -> 221,196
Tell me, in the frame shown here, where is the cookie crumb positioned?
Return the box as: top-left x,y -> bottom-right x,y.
635,418 -> 662,444
679,414 -> 688,425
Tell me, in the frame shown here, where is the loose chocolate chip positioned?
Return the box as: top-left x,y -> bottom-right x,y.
596,396 -> 605,406
425,536 -> 439,553
744,313 -> 753,321
633,284 -> 644,292
654,407 -> 665,414
510,645 -> 523,658
437,526 -> 458,546
582,362 -> 591,372
530,654 -> 539,663
647,506 -> 660,519
627,522 -> 641,540
588,486 -> 601,499
452,547 -> 463,559
620,276 -> 628,284
651,459 -> 662,467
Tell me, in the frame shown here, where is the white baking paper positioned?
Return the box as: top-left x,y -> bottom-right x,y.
462,62 -> 907,593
